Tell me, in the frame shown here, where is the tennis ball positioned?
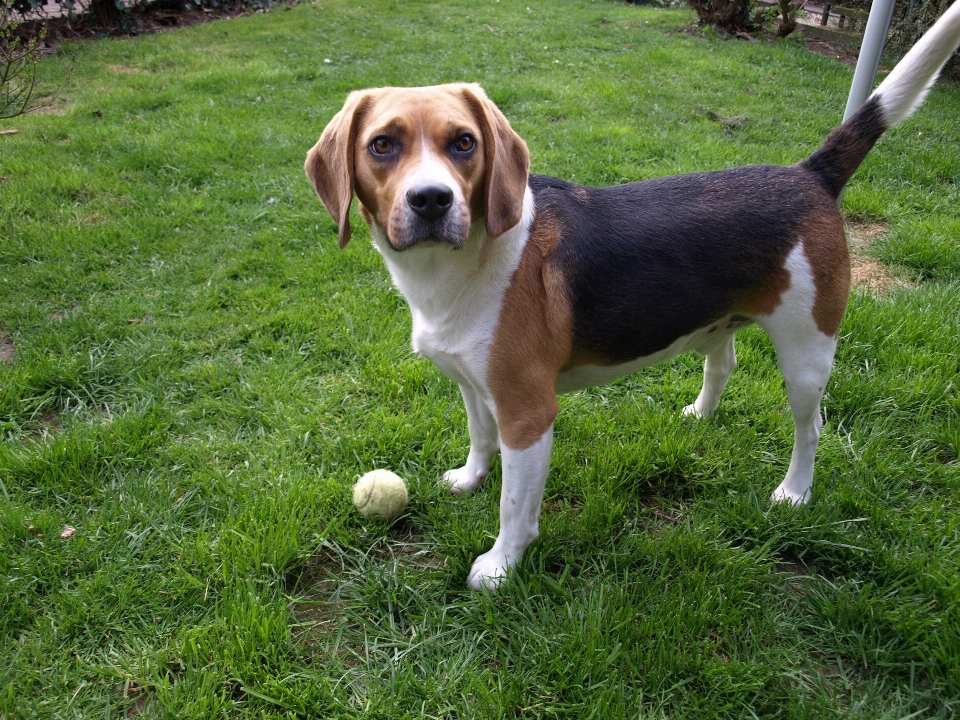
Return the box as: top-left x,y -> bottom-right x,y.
352,469 -> 408,521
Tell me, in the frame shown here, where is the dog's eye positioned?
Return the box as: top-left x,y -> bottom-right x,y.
370,136 -> 394,155
453,134 -> 476,153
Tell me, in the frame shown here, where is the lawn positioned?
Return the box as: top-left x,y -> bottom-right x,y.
1,0 -> 959,717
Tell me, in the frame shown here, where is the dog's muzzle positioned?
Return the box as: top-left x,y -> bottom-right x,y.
389,183 -> 469,251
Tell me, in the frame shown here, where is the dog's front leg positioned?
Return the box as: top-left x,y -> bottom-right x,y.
467,424 -> 553,592
444,384 -> 499,495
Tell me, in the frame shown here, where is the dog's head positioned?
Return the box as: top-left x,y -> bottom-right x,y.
305,83 -> 530,250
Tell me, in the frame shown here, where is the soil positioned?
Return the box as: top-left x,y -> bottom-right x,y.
846,220 -> 912,294
800,25 -> 959,82
802,35 -> 862,64
0,330 -> 16,363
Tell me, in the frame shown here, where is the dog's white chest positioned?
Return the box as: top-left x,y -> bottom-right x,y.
410,313 -> 478,388
373,196 -> 533,395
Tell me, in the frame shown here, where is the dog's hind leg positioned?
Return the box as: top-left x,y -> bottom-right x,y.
765,328 -> 835,506
444,384 -> 500,496
756,247 -> 840,506
683,333 -> 737,419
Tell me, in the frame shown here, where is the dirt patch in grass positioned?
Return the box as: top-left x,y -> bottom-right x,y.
108,65 -> 147,74
49,306 -> 79,321
846,220 -> 912,294
1,330 -> 16,363
289,528 -> 444,650
803,36 -> 860,65
22,94 -> 69,115
38,412 -> 63,436
119,680 -> 153,717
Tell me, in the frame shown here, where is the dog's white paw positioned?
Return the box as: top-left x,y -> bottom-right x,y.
770,484 -> 811,506
683,401 -> 717,419
682,403 -> 704,419
467,548 -> 512,592
443,467 -> 484,496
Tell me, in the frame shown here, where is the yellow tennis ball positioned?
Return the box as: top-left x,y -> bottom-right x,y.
352,469 -> 408,521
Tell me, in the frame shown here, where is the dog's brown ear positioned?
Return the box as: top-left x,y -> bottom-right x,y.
460,85 -> 530,239
305,92 -> 371,249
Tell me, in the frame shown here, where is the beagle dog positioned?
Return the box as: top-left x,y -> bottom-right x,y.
306,5 -> 960,591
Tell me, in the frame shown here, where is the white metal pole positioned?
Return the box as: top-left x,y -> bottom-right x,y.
837,0 -> 897,205
843,0 -> 898,120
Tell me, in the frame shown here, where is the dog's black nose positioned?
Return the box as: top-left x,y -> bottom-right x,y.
406,185 -> 454,221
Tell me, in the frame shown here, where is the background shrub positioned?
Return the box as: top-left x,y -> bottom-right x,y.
687,0 -> 757,32
889,0 -> 958,71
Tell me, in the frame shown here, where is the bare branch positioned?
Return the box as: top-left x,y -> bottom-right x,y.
1,0 -> 56,119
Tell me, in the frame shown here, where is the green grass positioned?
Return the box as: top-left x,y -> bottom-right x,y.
2,0 -> 959,716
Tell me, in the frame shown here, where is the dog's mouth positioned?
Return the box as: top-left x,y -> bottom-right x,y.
389,235 -> 465,251
387,218 -> 469,251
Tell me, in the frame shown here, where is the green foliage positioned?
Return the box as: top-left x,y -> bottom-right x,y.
687,0 -> 758,32
773,0 -> 802,36
889,0 -> 959,62
686,0 -> 803,37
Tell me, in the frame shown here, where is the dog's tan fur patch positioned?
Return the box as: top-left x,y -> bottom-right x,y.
738,266 -> 793,317
802,209 -> 850,337
488,208 -> 573,450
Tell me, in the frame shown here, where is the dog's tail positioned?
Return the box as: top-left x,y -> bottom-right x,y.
802,1 -> 960,198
